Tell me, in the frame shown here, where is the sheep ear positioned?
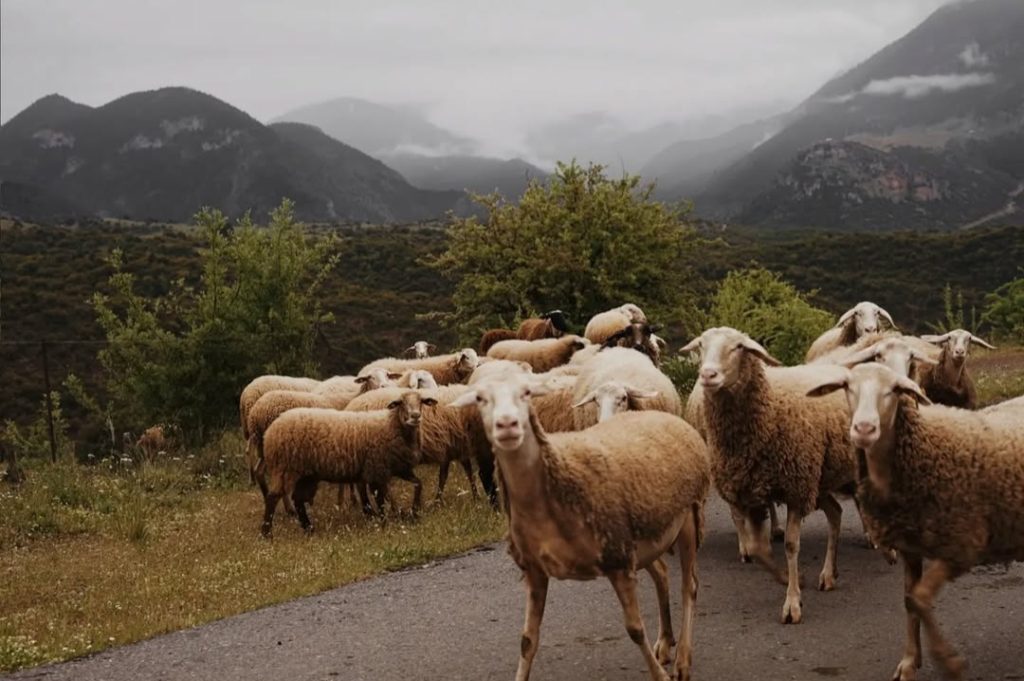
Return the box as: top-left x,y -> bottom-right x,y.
653,336 -> 667,350
387,372 -> 403,380
840,345 -> 880,369
910,351 -> 939,366
355,376 -> 370,384
969,334 -> 995,350
526,380 -> 552,397
739,337 -> 782,366
403,346 -> 416,357
421,397 -> 438,407
571,390 -> 597,409
679,337 -> 701,354
572,339 -> 586,350
836,307 -> 857,326
894,376 -> 931,405
626,387 -> 660,400
449,391 -> 479,409
386,400 -> 402,410
806,375 -> 848,398
877,306 -> 896,328
921,333 -> 951,345
427,343 -> 437,352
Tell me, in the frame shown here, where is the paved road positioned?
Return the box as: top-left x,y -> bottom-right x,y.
7,497 -> 1024,681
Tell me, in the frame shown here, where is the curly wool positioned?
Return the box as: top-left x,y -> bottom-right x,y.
571,347 -> 680,430
700,353 -> 856,516
239,375 -> 321,438
857,398 -> 1024,573
245,389 -> 356,474
486,336 -> 587,372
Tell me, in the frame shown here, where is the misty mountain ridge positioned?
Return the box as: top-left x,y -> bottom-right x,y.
0,87 -> 464,223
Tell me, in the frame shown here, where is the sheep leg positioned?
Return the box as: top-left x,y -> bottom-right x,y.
476,451 -> 499,509
745,509 -> 786,584
817,494 -> 842,591
260,492 -> 280,538
892,553 -> 924,681
904,559 -> 965,680
357,482 -> 375,517
673,507 -> 700,681
515,568 -> 549,681
395,470 -> 423,518
372,484 -> 389,518
608,570 -> 672,681
644,557 -> 675,666
769,503 -> 784,543
294,497 -> 313,533
435,462 -> 451,504
781,506 -> 804,624
729,503 -> 752,563
459,457 -> 479,499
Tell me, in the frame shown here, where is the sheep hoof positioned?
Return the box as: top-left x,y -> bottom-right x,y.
938,652 -> 966,680
771,529 -> 785,543
781,598 -> 802,625
891,656 -> 919,681
818,572 -> 836,591
883,549 -> 898,566
740,553 -> 752,564
653,637 -> 673,665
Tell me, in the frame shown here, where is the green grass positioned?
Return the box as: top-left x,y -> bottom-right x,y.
972,346 -> 1024,407
0,437 -> 505,672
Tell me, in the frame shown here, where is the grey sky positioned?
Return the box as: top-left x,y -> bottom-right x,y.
2,0 -> 950,154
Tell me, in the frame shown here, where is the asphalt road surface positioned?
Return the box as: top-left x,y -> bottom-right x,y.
7,496 -> 1024,681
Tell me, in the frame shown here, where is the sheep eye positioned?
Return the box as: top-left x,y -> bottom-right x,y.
522,390 -> 532,398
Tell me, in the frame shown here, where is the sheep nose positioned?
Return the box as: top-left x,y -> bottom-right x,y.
853,422 -> 877,436
863,325 -> 878,333
700,368 -> 719,381
495,415 -> 519,430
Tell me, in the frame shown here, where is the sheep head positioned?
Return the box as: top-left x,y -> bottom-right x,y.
841,338 -> 937,378
405,369 -> 439,390
387,391 -> 438,428
921,329 -> 995,366
806,363 -> 930,451
404,341 -> 436,359
836,301 -> 895,337
572,381 -> 660,423
619,303 -> 647,323
680,327 -> 781,392
601,323 -> 661,362
356,368 -> 402,392
540,309 -> 570,334
450,374 -> 550,451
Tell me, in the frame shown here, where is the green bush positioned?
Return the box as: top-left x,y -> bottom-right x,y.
982,273 -> 1024,342
707,267 -> 833,365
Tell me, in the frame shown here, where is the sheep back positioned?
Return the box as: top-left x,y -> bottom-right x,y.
239,375 -> 320,438
480,329 -> 517,354
572,347 -> 681,429
486,336 -> 586,372
583,309 -> 631,345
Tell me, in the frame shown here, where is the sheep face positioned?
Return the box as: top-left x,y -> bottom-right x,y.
838,301 -> 895,337
842,338 -> 937,378
356,368 -> 402,391
455,348 -> 480,377
680,327 -> 781,392
922,329 -> 995,367
619,303 -> 647,323
572,381 -> 660,422
451,375 -> 548,451
387,391 -> 438,428
602,323 -> 661,362
405,341 -> 436,359
806,364 -> 930,450
407,370 -> 439,390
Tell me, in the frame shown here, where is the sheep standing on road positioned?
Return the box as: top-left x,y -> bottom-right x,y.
805,301 -> 896,362
571,347 -> 679,429
451,374 -> 710,681
682,327 -> 857,624
807,364 -> 1024,681
258,391 -> 437,534
918,329 -> 995,409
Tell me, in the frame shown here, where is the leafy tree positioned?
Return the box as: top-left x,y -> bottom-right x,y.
929,283 -> 978,334
428,162 -> 701,343
90,200 -> 339,443
982,272 -> 1024,342
707,267 -> 833,365
1,391 -> 73,462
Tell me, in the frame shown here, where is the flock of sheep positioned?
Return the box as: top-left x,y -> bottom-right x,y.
238,301 -> 1023,681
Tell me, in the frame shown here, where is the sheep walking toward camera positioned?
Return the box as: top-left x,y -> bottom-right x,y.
451,374 -> 710,681
486,335 -> 589,372
257,391 -> 436,535
403,341 -> 437,359
807,364 -> 1024,681
805,301 -> 896,362
917,329 -> 995,409
683,326 -> 857,625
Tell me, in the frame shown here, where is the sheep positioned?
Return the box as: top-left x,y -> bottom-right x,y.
583,303 -> 648,345
239,375 -> 320,439
480,328 -> 518,354
361,348 -> 479,386
403,341 -> 437,359
681,326 -> 858,624
257,391 -> 437,535
468,359 -> 534,385
806,363 -> 1024,681
397,369 -> 439,390
136,425 -> 169,457
917,329 -> 995,409
516,309 -> 570,340
805,301 -> 897,362
571,347 -> 680,430
601,322 -> 664,365
345,385 -> 497,507
486,335 -> 588,372
449,373 -> 710,681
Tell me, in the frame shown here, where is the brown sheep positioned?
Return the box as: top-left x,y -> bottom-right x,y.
480,328 -> 517,354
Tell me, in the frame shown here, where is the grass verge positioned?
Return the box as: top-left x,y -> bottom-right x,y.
0,438 -> 504,672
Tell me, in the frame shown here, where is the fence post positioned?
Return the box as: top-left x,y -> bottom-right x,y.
41,340 -> 58,463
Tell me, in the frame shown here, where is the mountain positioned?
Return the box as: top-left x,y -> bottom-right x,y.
272,97 -> 474,157
380,152 -> 549,198
0,87 -> 462,223
658,0 -> 1024,229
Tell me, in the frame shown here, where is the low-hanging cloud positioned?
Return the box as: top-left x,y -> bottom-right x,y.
861,72 -> 995,98
958,42 -> 990,67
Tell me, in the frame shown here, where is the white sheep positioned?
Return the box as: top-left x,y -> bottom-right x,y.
257,391 -> 437,534
485,335 -> 588,372
397,369 -> 439,390
571,347 -> 680,429
361,349 -> 479,385
807,363 -> 1024,681
239,375 -> 320,440
805,301 -> 896,362
917,329 -> 995,409
450,373 -> 710,681
583,303 -> 648,345
682,326 -> 857,624
403,340 -> 437,359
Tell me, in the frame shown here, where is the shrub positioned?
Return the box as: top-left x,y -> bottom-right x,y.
982,273 -> 1024,342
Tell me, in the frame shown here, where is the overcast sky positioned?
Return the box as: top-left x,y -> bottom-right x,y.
1,0 -> 951,152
